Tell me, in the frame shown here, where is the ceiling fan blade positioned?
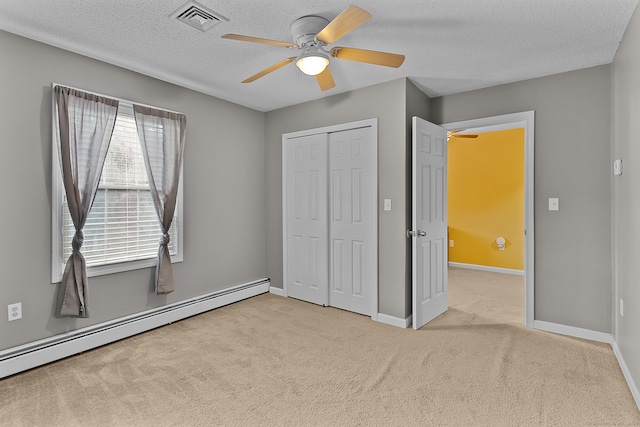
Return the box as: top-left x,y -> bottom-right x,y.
316,5 -> 371,45
448,130 -> 479,138
316,66 -> 336,91
242,57 -> 297,83
222,34 -> 298,48
330,47 -> 405,68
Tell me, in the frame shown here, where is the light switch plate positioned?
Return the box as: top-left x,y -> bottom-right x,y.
614,159 -> 623,176
549,198 -> 559,211
384,199 -> 392,211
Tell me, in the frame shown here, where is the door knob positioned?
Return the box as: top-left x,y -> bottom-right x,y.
407,230 -> 427,238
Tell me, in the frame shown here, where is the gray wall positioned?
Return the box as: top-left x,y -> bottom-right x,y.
265,78 -> 409,319
0,30 -> 267,350
612,5 -> 640,396
431,65 -> 612,333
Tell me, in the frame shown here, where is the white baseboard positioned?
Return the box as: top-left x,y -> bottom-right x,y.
533,320 -> 613,344
449,262 -> 524,276
0,278 -> 270,379
612,341 -> 640,411
377,313 -> 412,328
269,286 -> 285,297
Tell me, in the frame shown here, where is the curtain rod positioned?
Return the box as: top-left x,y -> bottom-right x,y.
51,83 -> 183,115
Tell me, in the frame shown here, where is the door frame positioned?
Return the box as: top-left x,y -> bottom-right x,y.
442,111 -> 535,327
282,118 -> 379,321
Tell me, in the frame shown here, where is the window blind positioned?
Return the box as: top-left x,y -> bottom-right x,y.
62,104 -> 177,267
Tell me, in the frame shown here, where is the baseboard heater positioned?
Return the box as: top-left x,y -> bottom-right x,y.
0,278 -> 270,379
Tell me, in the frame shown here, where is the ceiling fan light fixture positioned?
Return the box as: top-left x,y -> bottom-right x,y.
296,49 -> 329,76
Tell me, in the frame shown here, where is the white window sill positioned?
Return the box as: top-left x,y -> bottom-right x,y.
52,253 -> 183,284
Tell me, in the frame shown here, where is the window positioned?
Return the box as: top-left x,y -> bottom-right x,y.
52,96 -> 183,282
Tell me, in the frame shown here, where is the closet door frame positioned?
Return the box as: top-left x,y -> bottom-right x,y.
282,118 -> 378,321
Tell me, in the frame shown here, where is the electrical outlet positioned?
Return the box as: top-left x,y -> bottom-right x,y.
449,240 -> 454,247
8,303 -> 22,321
620,298 -> 624,317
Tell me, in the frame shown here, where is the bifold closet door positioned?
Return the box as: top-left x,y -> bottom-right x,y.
284,133 -> 328,306
328,127 -> 375,316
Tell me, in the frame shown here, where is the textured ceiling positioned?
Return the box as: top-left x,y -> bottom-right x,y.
0,0 -> 637,112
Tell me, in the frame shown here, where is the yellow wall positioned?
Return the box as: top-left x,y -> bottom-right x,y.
448,128 -> 524,270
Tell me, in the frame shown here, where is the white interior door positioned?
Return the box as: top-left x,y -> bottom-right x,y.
328,127 -> 375,316
412,116 -> 448,330
285,133 -> 328,306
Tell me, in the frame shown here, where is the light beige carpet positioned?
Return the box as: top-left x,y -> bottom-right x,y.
1,268 -> 639,426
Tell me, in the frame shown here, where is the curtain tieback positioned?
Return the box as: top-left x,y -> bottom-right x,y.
72,230 -> 84,252
160,232 -> 170,247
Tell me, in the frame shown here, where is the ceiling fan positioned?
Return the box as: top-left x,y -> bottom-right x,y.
221,5 -> 405,91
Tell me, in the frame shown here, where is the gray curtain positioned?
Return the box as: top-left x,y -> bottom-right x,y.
54,85 -> 119,317
133,105 -> 186,294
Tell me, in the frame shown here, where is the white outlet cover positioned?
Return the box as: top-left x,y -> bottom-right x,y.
8,303 -> 22,321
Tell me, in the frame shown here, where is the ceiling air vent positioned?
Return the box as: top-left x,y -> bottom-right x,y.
170,0 -> 229,32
